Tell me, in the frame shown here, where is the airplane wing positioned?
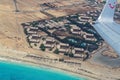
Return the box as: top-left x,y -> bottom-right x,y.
94,22 -> 120,54
93,0 -> 120,55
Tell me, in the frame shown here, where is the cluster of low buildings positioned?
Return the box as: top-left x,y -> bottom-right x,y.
70,24 -> 97,42
22,11 -> 103,60
69,10 -> 101,25
43,37 -> 56,49
83,32 -> 97,42
70,25 -> 81,35
57,43 -> 86,58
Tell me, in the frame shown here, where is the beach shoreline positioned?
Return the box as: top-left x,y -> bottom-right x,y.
0,55 -> 97,80
0,46 -> 120,80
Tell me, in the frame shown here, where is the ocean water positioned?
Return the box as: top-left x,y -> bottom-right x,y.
0,61 -> 87,80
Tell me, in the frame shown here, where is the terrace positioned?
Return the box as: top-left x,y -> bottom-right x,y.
57,43 -> 70,54
43,37 -> 56,49
28,35 -> 40,43
44,20 -> 65,29
27,28 -> 37,35
83,33 -> 97,42
79,15 -> 92,21
70,25 -> 81,35
72,48 -> 85,58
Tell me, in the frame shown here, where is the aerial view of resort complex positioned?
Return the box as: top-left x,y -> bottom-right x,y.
1,0 -> 120,80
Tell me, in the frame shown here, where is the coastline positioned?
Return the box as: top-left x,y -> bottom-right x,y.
0,55 -> 98,80
0,46 -> 119,80
0,59 -> 85,80
0,46 -> 96,80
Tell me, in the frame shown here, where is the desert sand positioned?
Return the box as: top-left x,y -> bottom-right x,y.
0,0 -> 120,80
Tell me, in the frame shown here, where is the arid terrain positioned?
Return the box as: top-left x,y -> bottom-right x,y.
0,0 -> 87,51
1,0 -> 120,80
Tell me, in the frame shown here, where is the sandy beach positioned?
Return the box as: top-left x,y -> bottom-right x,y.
0,51 -> 96,80
0,45 -> 120,80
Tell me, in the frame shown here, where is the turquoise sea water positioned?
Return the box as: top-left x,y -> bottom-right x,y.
0,61 -> 87,80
